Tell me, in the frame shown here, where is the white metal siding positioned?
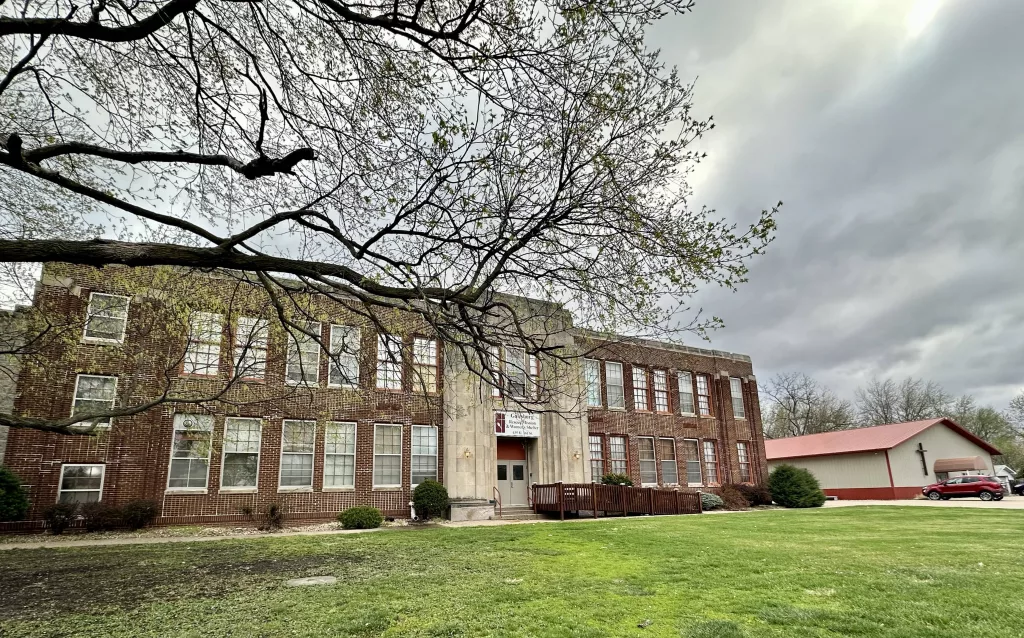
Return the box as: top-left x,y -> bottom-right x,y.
888,425 -> 995,488
767,452 -> 890,490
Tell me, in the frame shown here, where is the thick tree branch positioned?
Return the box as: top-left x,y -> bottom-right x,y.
0,0 -> 199,41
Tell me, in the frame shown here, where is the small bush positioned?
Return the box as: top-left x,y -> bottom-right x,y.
240,503 -> 284,530
719,485 -> 750,510
42,502 -> 79,535
600,473 -> 634,486
121,500 -> 159,530
700,492 -> 724,511
412,480 -> 449,520
80,502 -> 122,532
728,483 -> 773,507
0,466 -> 29,522
769,464 -> 827,508
338,506 -> 383,529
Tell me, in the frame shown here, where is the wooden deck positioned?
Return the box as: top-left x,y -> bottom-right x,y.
532,483 -> 702,519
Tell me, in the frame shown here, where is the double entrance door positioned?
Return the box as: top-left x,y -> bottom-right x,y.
496,461 -> 528,506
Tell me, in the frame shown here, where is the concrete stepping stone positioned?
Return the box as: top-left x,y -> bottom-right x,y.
285,576 -> 337,587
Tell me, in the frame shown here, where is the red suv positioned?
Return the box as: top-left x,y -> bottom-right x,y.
923,476 -> 1004,501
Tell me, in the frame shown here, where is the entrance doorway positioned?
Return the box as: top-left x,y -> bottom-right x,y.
496,439 -> 529,506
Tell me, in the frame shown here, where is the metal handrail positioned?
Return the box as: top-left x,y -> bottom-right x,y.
492,486 -> 502,519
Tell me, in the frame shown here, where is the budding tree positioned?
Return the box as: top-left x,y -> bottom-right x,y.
0,0 -> 776,434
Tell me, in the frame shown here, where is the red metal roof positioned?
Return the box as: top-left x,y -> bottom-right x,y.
765,419 -> 1002,460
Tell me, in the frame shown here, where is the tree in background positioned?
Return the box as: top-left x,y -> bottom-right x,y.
761,372 -> 856,439
855,377 -> 952,425
0,0 -> 778,436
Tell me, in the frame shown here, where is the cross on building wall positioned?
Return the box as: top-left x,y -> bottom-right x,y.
916,442 -> 928,476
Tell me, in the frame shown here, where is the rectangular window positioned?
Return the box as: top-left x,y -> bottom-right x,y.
221,417 -> 262,489
412,337 -> 439,393
280,420 -> 316,488
730,377 -> 746,419
168,414 -> 213,489
683,439 -> 702,486
324,422 -> 356,489
234,317 -> 268,380
638,437 -> 657,486
411,425 -> 438,486
528,354 -> 540,399
58,464 -> 105,503
184,312 -> 222,376
71,374 -> 117,429
329,325 -> 361,387
83,292 -> 129,342
583,359 -> 602,407
696,374 -> 712,416
653,369 -> 669,412
737,441 -> 752,483
489,346 -> 501,397
589,435 -> 604,481
659,438 -> 678,485
376,334 -> 403,390
703,440 -> 719,485
632,366 -> 649,411
373,424 -> 403,487
286,321 -> 321,385
609,435 -> 628,475
678,372 -> 695,415
606,362 -> 625,408
506,347 -> 527,398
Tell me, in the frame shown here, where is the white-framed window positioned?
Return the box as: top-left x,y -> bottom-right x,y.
632,366 -> 649,411
678,372 -> 695,416
730,377 -> 746,419
683,438 -> 702,486
324,421 -> 357,489
737,441 -> 752,483
606,362 -> 625,409
584,359 -> 601,407
505,346 -> 527,398
659,438 -> 678,485
411,425 -> 438,486
71,374 -> 117,429
58,464 -> 105,503
280,420 -> 316,488
286,321 -> 321,386
412,337 -> 439,393
184,312 -> 222,376
589,435 -> 604,481
653,369 -> 669,412
373,423 -> 403,487
703,440 -> 719,485
609,435 -> 628,475
696,374 -> 712,416
168,413 -> 213,490
221,417 -> 262,489
528,353 -> 540,400
329,325 -> 361,387
234,317 -> 268,380
638,437 -> 657,486
83,292 -> 129,343
376,334 -> 403,390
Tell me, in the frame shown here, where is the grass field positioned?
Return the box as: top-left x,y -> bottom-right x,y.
2,507 -> 1023,637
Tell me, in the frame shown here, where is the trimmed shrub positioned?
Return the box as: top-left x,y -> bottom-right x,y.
719,485 -> 750,511
412,480 -> 449,520
700,492 -> 724,511
80,502 -> 122,532
42,502 -> 79,535
768,464 -> 827,508
600,473 -> 634,486
121,500 -> 159,530
240,503 -> 284,531
338,506 -> 383,530
728,483 -> 773,507
0,465 -> 29,522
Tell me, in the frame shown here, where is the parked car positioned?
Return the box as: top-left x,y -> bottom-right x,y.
1012,481 -> 1024,496
922,476 -> 1004,501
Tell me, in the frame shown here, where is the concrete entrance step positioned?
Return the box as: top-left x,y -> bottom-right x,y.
491,507 -> 545,521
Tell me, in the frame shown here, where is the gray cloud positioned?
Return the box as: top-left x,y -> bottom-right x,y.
654,1 -> 1024,407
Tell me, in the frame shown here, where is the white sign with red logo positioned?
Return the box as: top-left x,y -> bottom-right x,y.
494,411 -> 541,438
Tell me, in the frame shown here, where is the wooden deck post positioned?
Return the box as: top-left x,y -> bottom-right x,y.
649,487 -> 655,515
620,483 -> 627,517
675,490 -> 680,514
557,481 -> 564,521
592,484 -> 598,518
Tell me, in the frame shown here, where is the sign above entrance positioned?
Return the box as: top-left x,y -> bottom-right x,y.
494,411 -> 541,438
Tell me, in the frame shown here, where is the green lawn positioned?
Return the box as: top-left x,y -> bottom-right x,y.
2,508 -> 1023,637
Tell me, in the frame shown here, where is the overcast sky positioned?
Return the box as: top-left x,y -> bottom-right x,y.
650,0 -> 1024,408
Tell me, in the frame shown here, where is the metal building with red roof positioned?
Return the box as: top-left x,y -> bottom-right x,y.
765,419 -> 1002,500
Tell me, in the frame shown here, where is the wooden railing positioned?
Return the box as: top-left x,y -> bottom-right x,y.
492,486 -> 502,519
532,483 -> 702,519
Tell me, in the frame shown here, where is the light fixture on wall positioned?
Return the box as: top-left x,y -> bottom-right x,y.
463,448 -> 472,459
572,451 -> 581,460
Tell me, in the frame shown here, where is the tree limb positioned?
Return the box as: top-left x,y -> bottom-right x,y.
0,0 -> 199,41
